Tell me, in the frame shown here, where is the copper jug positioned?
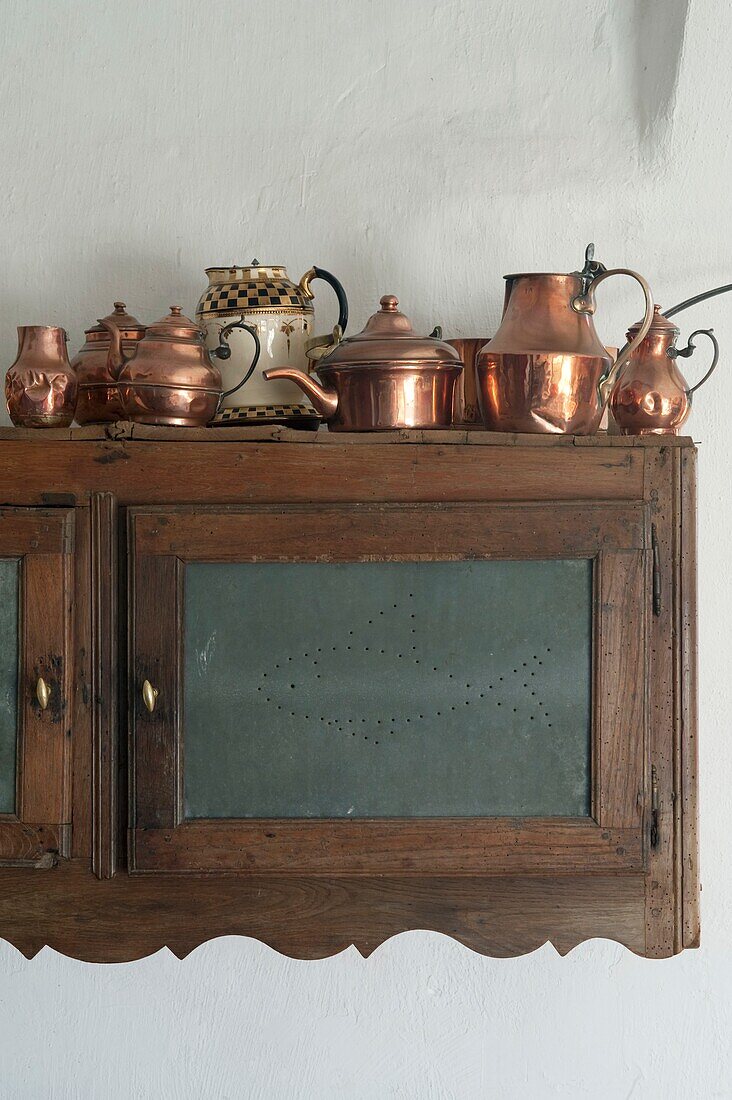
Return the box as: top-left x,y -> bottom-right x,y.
611,305 -> 718,435
102,307 -> 260,427
72,302 -> 146,424
5,325 -> 78,428
476,244 -> 655,434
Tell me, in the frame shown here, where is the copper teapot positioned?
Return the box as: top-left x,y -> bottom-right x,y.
611,305 -> 719,435
72,302 -> 146,424
263,294 -> 462,431
101,307 -> 259,427
475,244 -> 655,434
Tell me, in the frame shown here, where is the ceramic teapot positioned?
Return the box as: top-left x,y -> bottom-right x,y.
196,260 -> 348,426
475,244 -> 655,434
101,307 -> 259,427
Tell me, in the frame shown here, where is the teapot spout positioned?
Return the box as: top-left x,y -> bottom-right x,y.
263,367 -> 338,419
97,316 -> 135,378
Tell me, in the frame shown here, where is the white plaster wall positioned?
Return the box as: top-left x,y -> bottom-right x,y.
0,1 -> 730,1095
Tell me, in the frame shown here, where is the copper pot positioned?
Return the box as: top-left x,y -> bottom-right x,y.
72,302 -> 146,424
611,305 -> 719,435
102,307 -> 260,427
448,338 -> 491,426
476,244 -> 655,434
5,325 -> 78,428
263,295 -> 463,431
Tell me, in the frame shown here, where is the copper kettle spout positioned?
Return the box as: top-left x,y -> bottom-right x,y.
98,313 -> 136,377
263,367 -> 338,419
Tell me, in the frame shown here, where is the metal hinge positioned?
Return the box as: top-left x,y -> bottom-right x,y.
650,764 -> 660,849
651,523 -> 661,616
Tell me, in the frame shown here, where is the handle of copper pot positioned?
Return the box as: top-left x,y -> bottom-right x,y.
668,327 -> 720,395
298,267 -> 349,333
571,268 -> 655,399
210,321 -> 261,409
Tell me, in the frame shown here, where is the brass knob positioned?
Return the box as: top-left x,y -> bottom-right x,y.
36,677 -> 50,710
142,679 -> 159,713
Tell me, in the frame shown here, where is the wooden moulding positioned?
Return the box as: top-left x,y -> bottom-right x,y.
0,435 -> 698,961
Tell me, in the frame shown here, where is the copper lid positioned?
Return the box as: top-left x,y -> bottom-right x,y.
627,303 -> 678,340
85,301 -> 145,342
145,305 -> 203,341
321,295 -> 461,367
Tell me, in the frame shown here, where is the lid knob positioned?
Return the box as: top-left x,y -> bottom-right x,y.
170,306 -> 182,316
380,295 -> 399,312
113,302 -> 127,313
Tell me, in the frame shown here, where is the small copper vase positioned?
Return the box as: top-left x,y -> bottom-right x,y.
5,326 -> 78,428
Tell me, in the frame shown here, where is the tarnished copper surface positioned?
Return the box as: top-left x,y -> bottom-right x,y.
611,305 -> 719,434
72,302 -> 145,424
476,253 -> 654,434
264,295 -> 462,431
5,326 -> 78,428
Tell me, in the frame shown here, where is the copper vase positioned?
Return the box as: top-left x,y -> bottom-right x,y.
5,326 -> 78,428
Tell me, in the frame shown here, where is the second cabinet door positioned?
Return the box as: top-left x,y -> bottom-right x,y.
128,503 -> 648,875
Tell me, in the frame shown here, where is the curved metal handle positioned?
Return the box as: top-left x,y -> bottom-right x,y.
142,679 -> 158,714
299,266 -> 349,333
668,327 -> 720,395
209,322 -> 261,411
571,267 -> 655,402
36,676 -> 50,711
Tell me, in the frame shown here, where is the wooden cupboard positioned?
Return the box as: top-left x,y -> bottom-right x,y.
0,425 -> 699,960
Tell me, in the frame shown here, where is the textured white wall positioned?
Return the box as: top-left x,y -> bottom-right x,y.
1,1 -> 731,1096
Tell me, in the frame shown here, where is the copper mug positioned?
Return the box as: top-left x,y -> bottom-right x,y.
5,325 -> 78,428
476,244 -> 655,434
611,305 -> 719,435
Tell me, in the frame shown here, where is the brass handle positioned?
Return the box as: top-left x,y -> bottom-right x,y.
142,679 -> 159,713
36,676 -> 50,711
571,267 -> 655,404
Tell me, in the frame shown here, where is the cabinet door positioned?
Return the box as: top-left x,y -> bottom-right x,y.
129,503 -> 648,875
0,508 -> 73,867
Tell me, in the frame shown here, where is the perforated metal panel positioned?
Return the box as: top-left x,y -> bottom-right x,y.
183,559 -> 593,819
0,559 -> 19,814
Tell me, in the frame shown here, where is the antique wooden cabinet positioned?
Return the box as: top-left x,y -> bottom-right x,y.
0,425 -> 698,960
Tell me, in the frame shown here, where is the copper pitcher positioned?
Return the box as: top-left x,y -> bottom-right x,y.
102,307 -> 260,427
476,244 -> 655,434
5,326 -> 78,428
611,305 -> 719,435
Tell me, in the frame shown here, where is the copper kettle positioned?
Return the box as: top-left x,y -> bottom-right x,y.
611,305 -> 719,435
263,294 -> 462,431
101,307 -> 260,427
476,244 -> 655,434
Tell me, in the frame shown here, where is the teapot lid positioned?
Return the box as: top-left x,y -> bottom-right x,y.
627,303 -> 679,340
146,305 -> 203,340
320,295 -> 461,366
85,301 -> 145,339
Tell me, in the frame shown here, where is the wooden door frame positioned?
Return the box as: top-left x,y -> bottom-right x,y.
0,508 -> 73,867
128,501 -> 648,875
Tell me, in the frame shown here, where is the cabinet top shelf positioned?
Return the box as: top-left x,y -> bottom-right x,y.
0,422 -> 696,448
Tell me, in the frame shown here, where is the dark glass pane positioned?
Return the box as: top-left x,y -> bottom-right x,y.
0,559 -> 19,814
183,560 -> 592,819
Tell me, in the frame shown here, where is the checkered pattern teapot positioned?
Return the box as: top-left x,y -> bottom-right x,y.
196,260 -> 348,427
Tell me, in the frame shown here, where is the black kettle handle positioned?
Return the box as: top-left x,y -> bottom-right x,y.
210,321 -> 261,410
298,267 -> 349,333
